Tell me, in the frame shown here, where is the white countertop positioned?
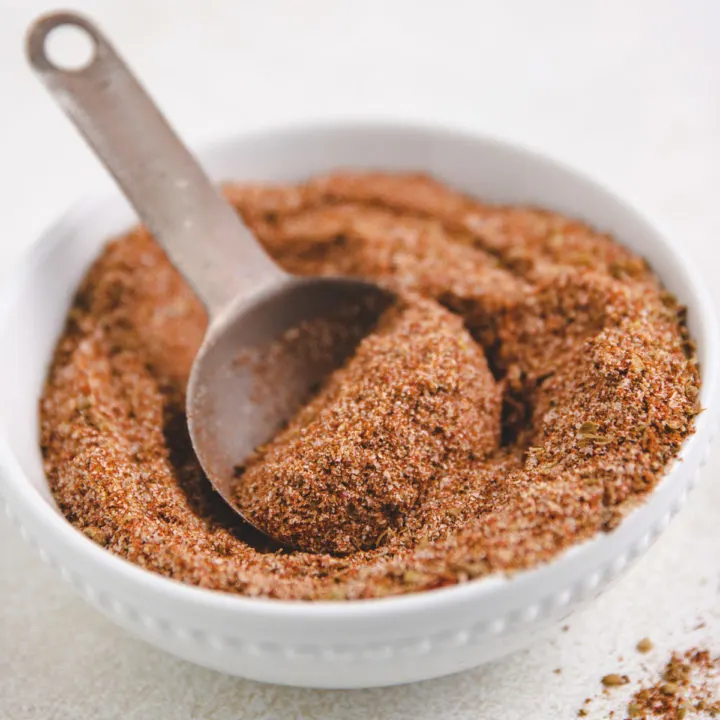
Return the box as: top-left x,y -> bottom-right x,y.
1,0 -> 719,717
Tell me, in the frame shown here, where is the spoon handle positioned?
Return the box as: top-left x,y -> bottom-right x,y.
26,12 -> 287,318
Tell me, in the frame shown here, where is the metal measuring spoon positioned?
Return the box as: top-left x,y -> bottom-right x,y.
27,12 -> 394,544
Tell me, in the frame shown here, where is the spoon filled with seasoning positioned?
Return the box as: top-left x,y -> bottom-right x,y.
27,12 -> 396,551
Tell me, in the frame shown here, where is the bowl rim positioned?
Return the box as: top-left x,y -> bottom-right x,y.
1,117 -> 717,621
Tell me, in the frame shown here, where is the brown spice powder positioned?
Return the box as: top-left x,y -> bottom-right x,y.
636,649 -> 720,718
39,171 -> 700,600
232,296 -> 502,555
616,648 -> 718,719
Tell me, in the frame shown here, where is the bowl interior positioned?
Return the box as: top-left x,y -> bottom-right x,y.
0,122 -> 715,560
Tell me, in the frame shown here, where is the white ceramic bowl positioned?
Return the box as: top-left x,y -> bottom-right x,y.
0,121 -> 717,689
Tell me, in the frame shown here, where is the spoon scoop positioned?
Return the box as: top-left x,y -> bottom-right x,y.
27,12 -> 394,545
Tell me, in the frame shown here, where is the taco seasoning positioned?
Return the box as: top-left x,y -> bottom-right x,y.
40,172 -> 700,600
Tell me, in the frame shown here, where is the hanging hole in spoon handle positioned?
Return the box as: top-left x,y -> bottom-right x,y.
27,13 -> 99,73
26,11 -> 288,318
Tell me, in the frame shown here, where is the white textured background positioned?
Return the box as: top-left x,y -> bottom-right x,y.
1,1 -> 719,718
